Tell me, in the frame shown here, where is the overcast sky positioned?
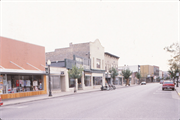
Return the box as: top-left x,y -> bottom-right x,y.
0,0 -> 179,71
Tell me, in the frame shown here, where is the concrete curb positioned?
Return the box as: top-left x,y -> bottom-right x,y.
175,88 -> 180,97
2,85 -> 140,106
2,89 -> 102,107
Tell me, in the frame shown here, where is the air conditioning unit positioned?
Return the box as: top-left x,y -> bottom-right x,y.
61,71 -> 64,75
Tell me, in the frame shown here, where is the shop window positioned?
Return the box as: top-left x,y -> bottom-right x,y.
69,79 -> 75,88
0,74 -> 44,94
85,76 -> 91,86
93,77 -> 102,85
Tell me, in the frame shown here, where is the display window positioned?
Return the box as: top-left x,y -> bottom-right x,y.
0,74 -> 44,94
85,76 -> 91,86
93,77 -> 102,85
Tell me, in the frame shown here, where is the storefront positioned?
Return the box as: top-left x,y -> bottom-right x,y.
0,70 -> 47,99
114,77 -> 123,85
0,36 -> 47,99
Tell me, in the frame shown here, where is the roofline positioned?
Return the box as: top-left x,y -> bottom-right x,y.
104,52 -> 119,59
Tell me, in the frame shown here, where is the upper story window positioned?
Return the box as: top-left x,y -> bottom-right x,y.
96,59 -> 101,68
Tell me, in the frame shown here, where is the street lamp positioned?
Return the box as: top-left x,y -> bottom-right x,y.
47,60 -> 52,96
176,72 -> 179,87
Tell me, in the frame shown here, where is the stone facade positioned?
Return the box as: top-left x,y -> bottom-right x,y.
46,42 -> 90,62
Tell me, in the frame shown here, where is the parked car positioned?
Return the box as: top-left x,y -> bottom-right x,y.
160,80 -> 164,84
141,81 -> 146,85
162,81 -> 175,91
0,95 -> 3,106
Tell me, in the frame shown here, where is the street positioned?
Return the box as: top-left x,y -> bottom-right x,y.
0,83 -> 180,120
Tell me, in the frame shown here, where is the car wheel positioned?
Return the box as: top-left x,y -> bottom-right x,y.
172,88 -> 174,91
162,88 -> 164,91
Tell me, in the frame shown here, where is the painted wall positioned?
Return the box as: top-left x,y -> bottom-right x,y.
0,36 -> 45,71
90,39 -> 105,70
140,65 -> 149,78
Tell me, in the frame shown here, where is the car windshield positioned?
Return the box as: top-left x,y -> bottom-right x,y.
163,82 -> 173,84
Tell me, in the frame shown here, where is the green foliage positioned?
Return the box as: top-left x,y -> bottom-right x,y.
121,69 -> 132,80
136,72 -> 141,80
68,65 -> 83,79
109,67 -> 119,84
164,43 -> 180,71
109,67 -> 119,79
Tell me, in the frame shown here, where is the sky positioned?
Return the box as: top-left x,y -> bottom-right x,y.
0,0 -> 179,71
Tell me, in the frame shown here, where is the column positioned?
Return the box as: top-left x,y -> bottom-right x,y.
64,70 -> 69,92
81,71 -> 85,90
91,75 -> 93,88
102,73 -> 105,86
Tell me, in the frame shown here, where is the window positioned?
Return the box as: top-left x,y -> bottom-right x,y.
2,74 -> 44,94
96,59 -> 101,68
69,79 -> 75,87
93,77 -> 102,85
85,76 -> 91,86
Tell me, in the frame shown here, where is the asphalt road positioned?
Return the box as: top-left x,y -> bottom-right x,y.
0,83 -> 180,120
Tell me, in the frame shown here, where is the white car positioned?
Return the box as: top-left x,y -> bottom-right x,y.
141,81 -> 146,85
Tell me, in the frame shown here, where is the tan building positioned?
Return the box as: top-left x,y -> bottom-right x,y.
46,39 -> 106,91
104,52 -> 119,85
140,65 -> 159,82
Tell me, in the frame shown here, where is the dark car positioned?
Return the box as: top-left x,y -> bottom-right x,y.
160,80 -> 164,84
141,81 -> 146,85
162,81 -> 175,91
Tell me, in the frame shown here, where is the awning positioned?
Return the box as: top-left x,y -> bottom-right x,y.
0,68 -> 48,75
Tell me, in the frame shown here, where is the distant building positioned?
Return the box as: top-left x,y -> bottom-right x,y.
140,65 -> 159,82
118,65 -> 140,84
159,70 -> 163,79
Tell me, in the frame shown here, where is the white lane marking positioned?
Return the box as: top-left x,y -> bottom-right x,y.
17,106 -> 28,108
2,106 -> 28,109
49,99 -> 64,100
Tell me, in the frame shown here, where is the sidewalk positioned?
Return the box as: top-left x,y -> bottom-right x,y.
1,84 -> 138,106
175,84 -> 180,97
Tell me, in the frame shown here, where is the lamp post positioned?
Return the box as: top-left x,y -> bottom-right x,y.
176,72 -> 179,87
47,60 -> 52,96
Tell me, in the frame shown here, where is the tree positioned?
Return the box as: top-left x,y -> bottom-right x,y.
68,65 -> 83,92
121,69 -> 132,86
164,43 -> 180,71
136,72 -> 141,84
109,67 -> 119,85
164,43 -> 180,85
